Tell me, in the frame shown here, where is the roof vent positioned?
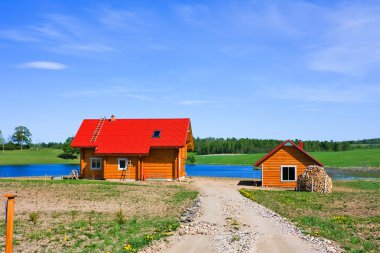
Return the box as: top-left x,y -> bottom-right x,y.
110,115 -> 116,122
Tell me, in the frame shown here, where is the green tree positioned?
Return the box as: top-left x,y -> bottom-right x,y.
0,130 -> 5,152
62,137 -> 79,156
11,126 -> 32,150
187,154 -> 196,164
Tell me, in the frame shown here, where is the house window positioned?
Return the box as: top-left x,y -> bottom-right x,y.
118,158 -> 128,170
90,158 -> 102,170
281,166 -> 296,181
152,130 -> 161,138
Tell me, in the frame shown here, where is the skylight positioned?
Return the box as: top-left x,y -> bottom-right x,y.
152,130 -> 161,138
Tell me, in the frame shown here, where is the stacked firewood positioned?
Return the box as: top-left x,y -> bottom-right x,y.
297,165 -> 333,193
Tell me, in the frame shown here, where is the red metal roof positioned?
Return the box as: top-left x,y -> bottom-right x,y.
71,118 -> 191,155
254,140 -> 324,167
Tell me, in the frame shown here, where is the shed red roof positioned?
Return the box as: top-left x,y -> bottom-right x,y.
71,118 -> 192,155
254,140 -> 324,167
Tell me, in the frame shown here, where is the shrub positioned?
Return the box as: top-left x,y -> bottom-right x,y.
29,211 -> 40,225
115,209 -> 126,225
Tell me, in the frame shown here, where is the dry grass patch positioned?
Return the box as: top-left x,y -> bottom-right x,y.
0,179 -> 198,252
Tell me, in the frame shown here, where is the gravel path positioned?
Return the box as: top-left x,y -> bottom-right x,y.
143,178 -> 340,253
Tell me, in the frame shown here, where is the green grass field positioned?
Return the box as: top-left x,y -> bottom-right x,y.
0,149 -> 79,165
1,148 -> 379,168
193,148 -> 380,168
240,180 -> 380,252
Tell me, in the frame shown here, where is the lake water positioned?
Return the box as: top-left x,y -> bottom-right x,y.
186,164 -> 261,178
0,164 -> 377,180
0,164 -> 79,178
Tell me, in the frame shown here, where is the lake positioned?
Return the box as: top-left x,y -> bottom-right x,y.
0,164 -> 377,180
0,164 -> 79,178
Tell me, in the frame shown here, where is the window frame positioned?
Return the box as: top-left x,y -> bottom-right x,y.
118,158 -> 128,171
90,157 -> 102,170
280,165 -> 297,182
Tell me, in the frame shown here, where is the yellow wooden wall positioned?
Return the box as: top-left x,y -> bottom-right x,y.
80,148 -> 103,179
142,149 -> 176,179
103,156 -> 139,180
262,146 -> 317,188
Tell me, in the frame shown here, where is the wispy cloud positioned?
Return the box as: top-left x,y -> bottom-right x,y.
17,61 -> 67,70
174,4 -> 209,24
179,100 -> 216,106
269,84 -> 380,103
0,29 -> 39,42
61,43 -> 115,52
306,4 -> 380,75
1,13 -> 116,55
61,85 -> 163,101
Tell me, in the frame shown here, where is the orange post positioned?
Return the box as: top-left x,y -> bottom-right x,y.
4,194 -> 16,253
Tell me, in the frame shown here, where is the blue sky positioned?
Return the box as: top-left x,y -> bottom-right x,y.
1,0 -> 379,143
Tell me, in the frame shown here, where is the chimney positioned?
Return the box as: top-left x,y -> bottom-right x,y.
110,115 -> 116,122
299,141 -> 303,150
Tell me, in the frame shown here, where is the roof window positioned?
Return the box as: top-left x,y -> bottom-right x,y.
152,130 -> 161,138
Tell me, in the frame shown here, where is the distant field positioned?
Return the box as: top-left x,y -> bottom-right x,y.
193,148 -> 380,168
0,149 -> 79,165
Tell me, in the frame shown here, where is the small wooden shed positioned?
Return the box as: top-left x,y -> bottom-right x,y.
254,140 -> 323,188
71,116 -> 194,181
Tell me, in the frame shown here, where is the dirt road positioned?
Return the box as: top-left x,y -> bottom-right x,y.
156,177 -> 334,253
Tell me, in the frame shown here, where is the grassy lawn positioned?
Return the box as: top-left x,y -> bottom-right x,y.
0,149 -> 79,165
240,180 -> 380,253
0,179 -> 198,252
192,148 -> 380,168
1,148 -> 380,168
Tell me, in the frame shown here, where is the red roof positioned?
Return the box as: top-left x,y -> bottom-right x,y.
254,140 -> 324,167
71,118 -> 192,155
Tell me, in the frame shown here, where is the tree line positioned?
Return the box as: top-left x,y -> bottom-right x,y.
193,137 -> 380,155
1,126 -> 379,155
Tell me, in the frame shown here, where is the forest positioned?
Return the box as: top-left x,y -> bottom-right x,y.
193,137 -> 380,155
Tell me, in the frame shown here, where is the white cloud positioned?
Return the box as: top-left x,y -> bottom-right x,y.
17,61 -> 67,70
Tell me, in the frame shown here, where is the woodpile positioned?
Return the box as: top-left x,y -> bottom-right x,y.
297,165 -> 333,193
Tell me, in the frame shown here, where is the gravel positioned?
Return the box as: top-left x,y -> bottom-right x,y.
142,179 -> 342,253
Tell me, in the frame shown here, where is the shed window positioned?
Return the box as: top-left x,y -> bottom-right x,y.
152,130 -> 161,138
118,158 -> 128,170
90,158 -> 102,170
281,166 -> 296,181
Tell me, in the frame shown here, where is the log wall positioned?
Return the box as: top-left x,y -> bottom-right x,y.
262,146 -> 318,188
80,146 -> 190,180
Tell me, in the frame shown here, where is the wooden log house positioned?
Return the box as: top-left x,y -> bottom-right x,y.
254,140 -> 324,188
71,116 -> 194,180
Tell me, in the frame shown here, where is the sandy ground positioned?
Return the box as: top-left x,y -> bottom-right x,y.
157,177 -> 332,253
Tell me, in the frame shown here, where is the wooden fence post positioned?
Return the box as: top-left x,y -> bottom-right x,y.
311,177 -> 314,193
4,194 -> 16,253
324,175 -> 327,193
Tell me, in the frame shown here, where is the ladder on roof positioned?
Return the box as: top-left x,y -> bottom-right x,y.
90,118 -> 105,143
